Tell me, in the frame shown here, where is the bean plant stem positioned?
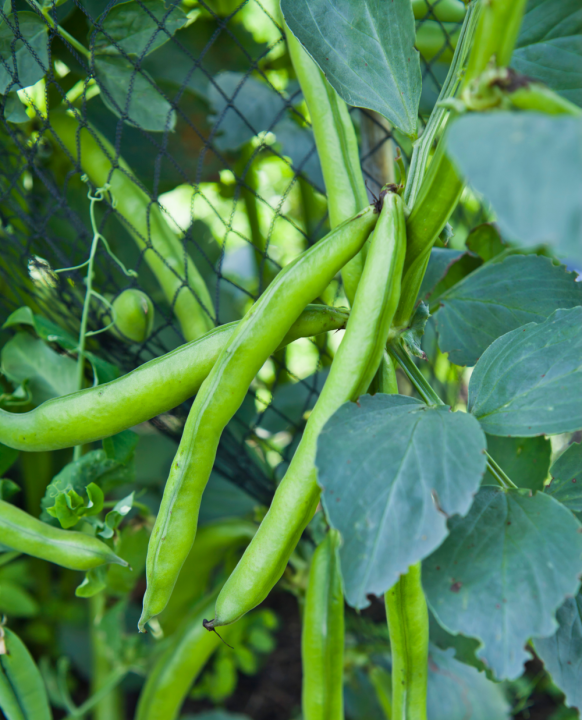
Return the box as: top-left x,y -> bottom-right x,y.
404,0 -> 481,209
26,0 -> 91,59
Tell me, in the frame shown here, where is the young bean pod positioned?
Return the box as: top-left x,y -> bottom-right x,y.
135,591 -> 233,720
0,500 -> 126,570
48,111 -> 214,342
110,289 -> 155,344
385,563 -> 429,720
0,305 -> 348,453
138,206 -> 378,632
285,25 -> 368,304
208,192 -> 406,629
0,628 -> 52,720
302,529 -> 344,720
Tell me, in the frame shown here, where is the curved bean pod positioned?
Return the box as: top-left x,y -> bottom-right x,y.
48,110 -> 214,342
0,500 -> 126,570
135,592 -> 235,720
209,192 -> 406,628
285,25 -> 368,305
0,628 -> 51,720
385,563 -> 429,720
0,304 -> 348,453
302,529 -> 344,720
138,206 -> 378,631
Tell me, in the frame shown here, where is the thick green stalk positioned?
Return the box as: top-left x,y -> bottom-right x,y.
89,593 -> 124,720
385,563 -> 429,720
285,24 -> 368,305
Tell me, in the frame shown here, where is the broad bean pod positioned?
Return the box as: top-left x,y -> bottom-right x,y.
0,500 -> 126,570
48,111 -> 214,342
0,628 -> 52,720
138,206 -> 378,631
302,530 -> 344,720
385,563 -> 429,720
0,304 -> 348,453
285,25 -> 368,305
208,192 -> 406,628
135,591 -> 235,720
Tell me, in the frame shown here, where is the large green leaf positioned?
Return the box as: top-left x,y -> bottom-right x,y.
423,487 -> 582,680
427,645 -> 510,720
93,0 -> 187,57
435,255 -> 582,366
513,0 -> 582,108
484,435 -> 551,491
534,593 -> 582,711
546,442 -> 582,511
316,393 -> 487,608
417,248 -> 465,303
94,55 -> 176,132
0,13 -> 49,94
280,0 -> 421,137
1,332 -> 77,405
469,308 -> 582,437
447,113 -> 582,263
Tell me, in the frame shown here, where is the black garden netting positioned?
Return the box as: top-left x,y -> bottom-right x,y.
0,0 -> 484,506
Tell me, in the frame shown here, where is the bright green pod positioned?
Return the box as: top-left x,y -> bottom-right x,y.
385,563 -> 429,720
48,110 -> 214,342
412,0 -> 466,22
0,628 -> 52,720
394,140 -> 464,328
0,304 -> 348,453
111,289 -> 155,343
209,192 -> 406,629
285,24 -> 369,305
138,206 -> 378,632
0,500 -> 126,570
135,590 -> 235,720
415,21 -> 461,64
302,530 -> 344,720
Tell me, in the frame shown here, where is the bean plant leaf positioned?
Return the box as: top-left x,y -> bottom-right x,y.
513,0 -> 582,108
40,450 -> 132,528
435,255 -> 582,366
447,113 -> 582,263
1,332 -> 77,405
534,593 -> 582,711
4,91 -> 29,123
93,0 -> 188,57
465,223 -> 505,262
546,442 -> 582,511
98,492 -> 134,539
0,12 -> 49,94
468,308 -> 582,436
0,479 -> 20,501
281,0 -> 421,137
94,55 -> 176,132
484,435 -> 551,491
418,248 -> 465,303
423,486 -> 582,680
427,645 -> 510,720
316,393 -> 487,608
0,442 -> 18,477
76,566 -> 107,598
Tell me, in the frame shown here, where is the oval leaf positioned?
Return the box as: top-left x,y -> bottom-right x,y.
447,113 -> 582,263
316,393 -> 487,608
513,0 -> 582,108
534,593 -> 582,711
281,0 -> 421,137
546,441 -> 582,511
435,255 -> 582,366
0,13 -> 49,94
423,487 -> 582,680
469,308 -> 582,436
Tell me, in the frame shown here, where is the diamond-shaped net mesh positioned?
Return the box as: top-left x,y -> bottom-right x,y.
0,0 -> 484,504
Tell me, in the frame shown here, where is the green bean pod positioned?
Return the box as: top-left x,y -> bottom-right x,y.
0,304 -> 349,453
285,25 -> 369,305
136,590 -> 234,720
48,110 -> 214,342
385,563 -> 429,720
138,206 -> 378,631
0,628 -> 52,720
394,140 -> 464,328
412,0 -> 466,22
0,500 -> 126,570
508,84 -> 582,117
302,529 -> 344,720
464,0 -> 527,88
415,21 -> 461,64
209,192 -> 406,629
